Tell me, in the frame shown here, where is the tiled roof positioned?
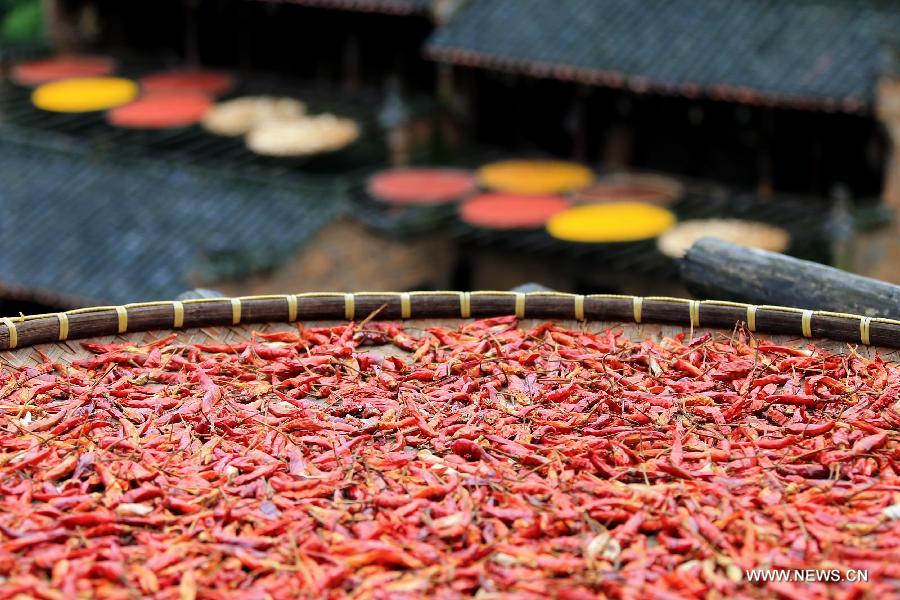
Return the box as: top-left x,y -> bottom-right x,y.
251,0 -> 430,16
0,127 -> 344,307
426,0 -> 900,111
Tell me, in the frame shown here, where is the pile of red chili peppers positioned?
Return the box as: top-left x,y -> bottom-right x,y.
1,316 -> 899,598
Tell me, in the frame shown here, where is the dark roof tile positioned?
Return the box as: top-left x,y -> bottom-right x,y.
427,0 -> 900,110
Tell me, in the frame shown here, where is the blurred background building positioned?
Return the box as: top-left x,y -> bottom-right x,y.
0,0 -> 897,313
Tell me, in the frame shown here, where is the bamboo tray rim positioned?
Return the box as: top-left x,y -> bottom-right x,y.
0,291 -> 896,351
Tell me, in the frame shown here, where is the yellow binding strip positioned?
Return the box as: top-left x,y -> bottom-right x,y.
801,310 -> 813,338
644,296 -> 691,304
633,296 -> 643,324
460,292 -> 471,318
747,305 -> 758,332
181,297 -> 227,304
67,305 -> 116,315
701,300 -> 749,308
57,313 -> 69,341
468,290 -> 514,296
585,293 -> 635,300
294,292 -> 346,299
860,316 -> 872,346
758,304 -> 806,314
344,294 -> 355,321
817,309 -> 873,320
287,295 -> 298,322
115,306 -> 128,334
400,292 -> 411,319
123,301 -> 178,309
689,300 -> 700,327
172,301 -> 184,328
574,295 -> 585,321
231,298 -> 242,325
514,293 -> 525,319
2,318 -> 16,349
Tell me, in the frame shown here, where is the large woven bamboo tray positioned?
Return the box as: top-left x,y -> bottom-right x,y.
1,291 -> 898,363
1,290 -> 897,598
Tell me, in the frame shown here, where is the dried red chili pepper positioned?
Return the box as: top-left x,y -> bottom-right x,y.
0,319 -> 898,598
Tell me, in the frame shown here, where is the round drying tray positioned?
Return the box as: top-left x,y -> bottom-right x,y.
349,184 -> 457,239
0,292 -> 897,354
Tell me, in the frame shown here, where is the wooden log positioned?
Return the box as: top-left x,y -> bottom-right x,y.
510,283 -> 556,293
681,238 -> 900,318
177,288 -> 224,301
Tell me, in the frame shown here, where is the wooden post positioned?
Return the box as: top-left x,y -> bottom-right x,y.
42,0 -> 78,51
871,76 -> 900,284
342,31 -> 360,93
183,0 -> 200,65
876,77 -> 900,213
237,0 -> 253,69
437,63 -> 462,149
603,95 -> 634,171
681,238 -> 900,318
757,107 -> 774,198
570,85 -> 588,162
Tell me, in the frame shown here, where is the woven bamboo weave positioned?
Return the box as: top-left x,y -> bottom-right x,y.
1,320 -> 893,371
1,291 -> 899,354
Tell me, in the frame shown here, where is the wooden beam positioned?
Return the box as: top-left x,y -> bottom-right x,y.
681,238 -> 900,318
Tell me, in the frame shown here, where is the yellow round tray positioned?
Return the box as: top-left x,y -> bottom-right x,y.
546,202 -> 677,243
32,77 -> 139,113
478,160 -> 594,195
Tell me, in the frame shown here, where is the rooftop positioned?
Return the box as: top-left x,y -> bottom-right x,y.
427,0 -> 900,112
0,127 -> 344,307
